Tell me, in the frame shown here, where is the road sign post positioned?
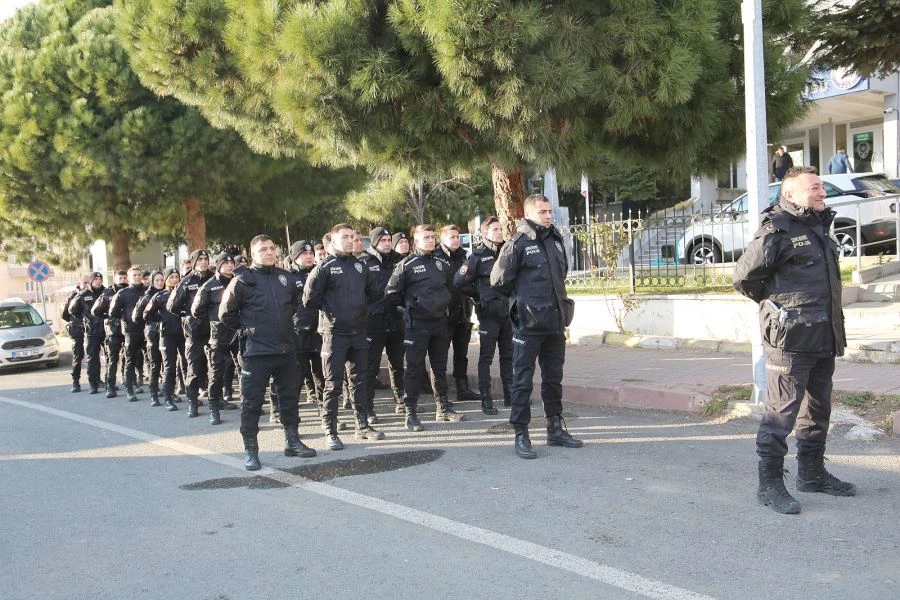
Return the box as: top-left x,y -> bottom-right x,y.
27,260 -> 53,322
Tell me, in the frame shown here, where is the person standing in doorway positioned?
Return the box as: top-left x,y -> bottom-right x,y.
772,146 -> 794,182
827,147 -> 854,174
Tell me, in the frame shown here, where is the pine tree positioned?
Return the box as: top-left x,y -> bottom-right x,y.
813,0 -> 900,78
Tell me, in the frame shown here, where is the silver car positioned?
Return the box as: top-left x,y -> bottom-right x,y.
0,298 -> 60,371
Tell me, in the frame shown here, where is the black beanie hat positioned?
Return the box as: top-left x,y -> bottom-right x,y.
369,227 -> 390,246
189,249 -> 210,269
289,240 -> 315,262
162,267 -> 179,280
215,252 -> 235,270
391,231 -> 408,248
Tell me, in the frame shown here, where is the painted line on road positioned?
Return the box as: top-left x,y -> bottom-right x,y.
0,395 -> 717,600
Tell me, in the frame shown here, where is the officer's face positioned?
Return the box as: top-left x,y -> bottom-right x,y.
128,270 -> 142,285
219,260 -> 235,275
352,233 -> 363,254
441,230 -> 461,251
315,249 -> 326,263
484,222 -> 504,244
166,272 -> 180,288
142,274 -> 150,286
79,278 -> 90,289
295,251 -> 315,269
414,230 -> 435,253
783,173 -> 827,212
525,200 -> 553,228
116,274 -> 128,285
376,236 -> 393,253
332,228 -> 354,254
91,276 -> 103,289
152,274 -> 165,290
195,256 -> 210,271
252,240 -> 278,267
395,238 -> 409,254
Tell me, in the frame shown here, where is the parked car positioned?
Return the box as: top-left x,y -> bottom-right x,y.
666,173 -> 898,264
0,298 -> 60,371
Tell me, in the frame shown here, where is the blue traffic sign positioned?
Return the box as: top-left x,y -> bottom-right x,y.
26,260 -> 52,283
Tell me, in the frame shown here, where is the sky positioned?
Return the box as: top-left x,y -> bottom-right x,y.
0,0 -> 37,24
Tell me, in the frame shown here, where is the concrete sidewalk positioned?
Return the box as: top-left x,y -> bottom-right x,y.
466,341 -> 900,413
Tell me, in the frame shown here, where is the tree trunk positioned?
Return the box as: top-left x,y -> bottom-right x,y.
491,163 -> 526,238
183,197 -> 207,251
109,224 -> 131,271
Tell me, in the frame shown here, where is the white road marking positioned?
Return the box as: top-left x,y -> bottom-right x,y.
0,394 -> 716,600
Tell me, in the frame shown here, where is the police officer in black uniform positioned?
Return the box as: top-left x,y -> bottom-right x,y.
734,166 -> 856,514
220,235 -> 316,471
455,217 -> 513,415
288,240 -> 326,411
92,271 -> 128,398
191,253 -> 239,425
134,271 -> 165,406
62,274 -> 90,393
109,266 -> 146,402
491,194 -> 581,459
363,227 -> 406,418
70,272 -> 109,394
167,249 -> 213,418
304,223 -> 385,449
144,268 -> 184,411
392,232 -> 410,257
435,224 -> 479,403
385,224 -> 462,431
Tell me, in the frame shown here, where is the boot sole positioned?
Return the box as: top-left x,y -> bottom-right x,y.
796,481 -> 857,496
547,439 -> 584,448
757,492 -> 801,514
245,464 -> 261,471
285,449 -> 317,458
516,450 -> 537,459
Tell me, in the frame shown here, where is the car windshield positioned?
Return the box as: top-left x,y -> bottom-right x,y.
727,185 -> 780,214
0,305 -> 45,329
853,176 -> 900,194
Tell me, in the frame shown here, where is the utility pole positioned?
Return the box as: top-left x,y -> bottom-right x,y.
742,0 -> 768,404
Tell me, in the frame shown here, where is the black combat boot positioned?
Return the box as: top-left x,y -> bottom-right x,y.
208,402 -> 221,425
455,376 -> 480,401
435,396 -> 464,422
796,449 -> 857,496
126,381 -> 138,403
405,403 -> 424,431
324,418 -> 344,451
187,397 -> 199,418
105,378 -> 117,399
480,390 -> 498,415
243,435 -> 261,471
284,423 -> 317,457
514,424 -> 537,459
546,415 -> 583,448
149,394 -> 161,407
71,381 -> 81,393
757,458 -> 801,514
164,395 -> 178,411
355,414 -> 385,440
219,398 -> 238,411
89,383 -> 100,395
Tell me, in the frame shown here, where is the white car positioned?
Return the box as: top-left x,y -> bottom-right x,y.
0,298 -> 60,371
669,173 -> 898,264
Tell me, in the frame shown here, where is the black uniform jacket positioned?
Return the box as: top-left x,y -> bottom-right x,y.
303,251 -> 382,336
192,273 -> 235,346
91,284 -> 126,338
166,269 -> 213,338
435,244 -> 473,323
219,264 -> 298,357
362,247 -> 404,332
384,249 -> 453,322
69,286 -> 105,335
133,288 -> 162,332
290,266 -> 320,351
145,289 -> 182,337
733,200 -> 846,355
454,240 -> 508,321
109,283 -> 146,335
490,219 -> 573,335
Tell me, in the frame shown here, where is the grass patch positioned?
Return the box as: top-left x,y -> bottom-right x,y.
835,391 -> 900,431
705,385 -> 753,416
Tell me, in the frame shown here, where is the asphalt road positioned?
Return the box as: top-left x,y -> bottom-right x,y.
1,361 -> 898,600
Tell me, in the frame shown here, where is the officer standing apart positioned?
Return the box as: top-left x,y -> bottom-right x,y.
734,166 -> 856,514
220,235 -> 317,470
490,194 -> 582,459
385,224 -> 462,431
455,217 -> 513,415
62,274 -> 90,393
435,225 -> 480,403
191,253 -> 239,425
167,249 -> 213,418
69,272 -> 107,394
303,224 -> 385,449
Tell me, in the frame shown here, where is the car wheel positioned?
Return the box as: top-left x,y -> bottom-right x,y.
689,240 -> 722,264
833,229 -> 858,257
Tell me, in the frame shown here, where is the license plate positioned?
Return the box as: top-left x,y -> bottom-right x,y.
12,350 -> 38,358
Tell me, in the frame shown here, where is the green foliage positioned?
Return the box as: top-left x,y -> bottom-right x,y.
118,0 -> 815,189
812,0 -> 900,78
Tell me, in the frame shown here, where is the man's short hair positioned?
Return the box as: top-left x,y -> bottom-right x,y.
128,265 -> 142,275
322,232 -> 332,247
413,224 -> 435,235
249,234 -> 273,249
116,270 -> 127,277
524,194 -> 550,210
330,223 -> 353,235
439,224 -> 459,235
480,216 -> 500,234
780,166 -> 819,201
836,146 -> 845,152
